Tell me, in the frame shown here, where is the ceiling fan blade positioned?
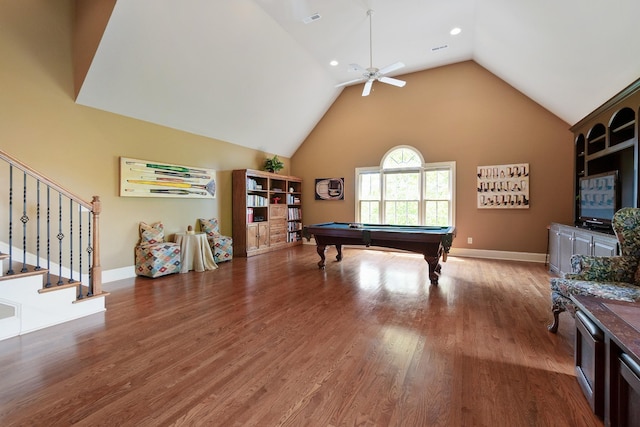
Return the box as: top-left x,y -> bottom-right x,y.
335,78 -> 366,88
378,61 -> 405,75
378,76 -> 406,88
362,80 -> 374,97
348,63 -> 367,73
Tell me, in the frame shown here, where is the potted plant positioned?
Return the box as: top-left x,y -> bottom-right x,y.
264,155 -> 284,173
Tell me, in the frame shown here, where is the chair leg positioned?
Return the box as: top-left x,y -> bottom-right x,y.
548,308 -> 562,333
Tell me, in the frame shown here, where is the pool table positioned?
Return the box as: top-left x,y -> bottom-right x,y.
303,222 -> 456,285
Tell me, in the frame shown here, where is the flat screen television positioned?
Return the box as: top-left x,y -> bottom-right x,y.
578,170 -> 618,229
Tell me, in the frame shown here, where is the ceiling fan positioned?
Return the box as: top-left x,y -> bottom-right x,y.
336,9 -> 406,97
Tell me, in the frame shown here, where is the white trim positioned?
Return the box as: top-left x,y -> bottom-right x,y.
449,247 -> 546,263
380,145 -> 425,168
103,266 -> 137,283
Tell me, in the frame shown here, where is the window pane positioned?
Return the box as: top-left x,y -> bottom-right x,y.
425,170 -> 450,199
384,201 -> 419,225
360,201 -> 380,224
425,201 -> 449,226
359,173 -> 380,199
385,173 -> 420,200
382,148 -> 421,169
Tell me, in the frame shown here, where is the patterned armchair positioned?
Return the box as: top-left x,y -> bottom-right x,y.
135,221 -> 181,278
199,218 -> 233,263
549,207 -> 640,332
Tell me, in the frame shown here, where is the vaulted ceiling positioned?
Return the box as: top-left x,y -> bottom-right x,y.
75,0 -> 640,158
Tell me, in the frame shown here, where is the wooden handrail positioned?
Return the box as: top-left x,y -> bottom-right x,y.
0,149 -> 93,210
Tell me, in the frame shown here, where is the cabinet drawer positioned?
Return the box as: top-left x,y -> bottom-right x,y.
270,234 -> 287,245
270,205 -> 287,218
270,226 -> 286,236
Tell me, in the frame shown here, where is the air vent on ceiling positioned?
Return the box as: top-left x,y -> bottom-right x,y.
303,13 -> 321,24
431,44 -> 449,52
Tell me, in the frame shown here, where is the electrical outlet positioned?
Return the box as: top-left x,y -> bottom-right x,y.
467,237 -> 473,244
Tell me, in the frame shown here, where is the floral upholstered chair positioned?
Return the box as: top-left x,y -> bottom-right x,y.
548,207 -> 640,333
199,218 -> 233,263
135,221 -> 181,278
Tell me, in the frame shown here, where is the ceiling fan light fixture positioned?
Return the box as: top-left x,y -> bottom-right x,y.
335,9 -> 406,96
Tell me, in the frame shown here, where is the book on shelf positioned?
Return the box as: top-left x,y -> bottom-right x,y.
246,194 -> 268,206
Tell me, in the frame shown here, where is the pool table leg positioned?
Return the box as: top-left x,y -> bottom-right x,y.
316,245 -> 327,269
315,244 -> 344,269
425,256 -> 441,285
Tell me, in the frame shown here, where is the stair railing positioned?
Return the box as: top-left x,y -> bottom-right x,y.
0,149 -> 102,297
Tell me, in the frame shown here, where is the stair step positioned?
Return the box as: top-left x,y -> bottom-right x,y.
39,282 -> 110,301
0,262 -> 107,299
72,291 -> 110,303
0,261 -> 47,282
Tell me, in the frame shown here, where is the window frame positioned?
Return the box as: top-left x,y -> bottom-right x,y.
354,146 -> 456,226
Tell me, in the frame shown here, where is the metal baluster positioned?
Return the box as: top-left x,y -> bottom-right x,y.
45,187 -> 52,287
57,193 -> 63,285
20,171 -> 28,272
68,199 -> 74,284
7,165 -> 14,275
77,203 -> 84,299
35,180 -> 41,270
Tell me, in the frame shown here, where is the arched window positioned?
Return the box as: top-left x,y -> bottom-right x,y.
356,146 -> 455,226
382,146 -> 423,168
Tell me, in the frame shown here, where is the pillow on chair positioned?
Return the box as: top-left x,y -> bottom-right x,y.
139,221 -> 165,246
199,218 -> 221,238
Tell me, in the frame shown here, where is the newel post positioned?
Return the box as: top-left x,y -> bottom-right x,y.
91,196 -> 102,295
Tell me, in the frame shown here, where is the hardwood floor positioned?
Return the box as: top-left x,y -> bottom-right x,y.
0,245 -> 602,426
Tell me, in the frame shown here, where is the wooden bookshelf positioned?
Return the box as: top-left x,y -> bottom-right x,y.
232,169 -> 303,257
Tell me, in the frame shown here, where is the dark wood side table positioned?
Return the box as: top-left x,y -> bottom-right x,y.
571,295 -> 640,427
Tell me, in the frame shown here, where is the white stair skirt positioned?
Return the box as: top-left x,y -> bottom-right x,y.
0,275 -> 105,341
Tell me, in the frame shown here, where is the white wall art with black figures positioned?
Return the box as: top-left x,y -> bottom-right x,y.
477,163 -> 529,209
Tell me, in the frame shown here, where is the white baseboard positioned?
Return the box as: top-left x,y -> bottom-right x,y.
449,247 -> 546,263
103,266 -> 137,283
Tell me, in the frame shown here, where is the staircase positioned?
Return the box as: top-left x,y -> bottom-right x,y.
0,150 -> 106,341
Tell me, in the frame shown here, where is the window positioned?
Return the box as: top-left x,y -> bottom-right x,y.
356,146 -> 455,226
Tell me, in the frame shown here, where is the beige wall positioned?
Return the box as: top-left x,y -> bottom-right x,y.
292,61 -> 575,253
0,0 -> 288,271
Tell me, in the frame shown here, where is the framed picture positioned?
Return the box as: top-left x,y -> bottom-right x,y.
120,157 -> 216,199
477,163 -> 529,209
315,177 -> 344,200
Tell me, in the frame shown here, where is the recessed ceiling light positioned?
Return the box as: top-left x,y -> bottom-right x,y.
330,60 -> 339,67
450,27 -> 462,36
